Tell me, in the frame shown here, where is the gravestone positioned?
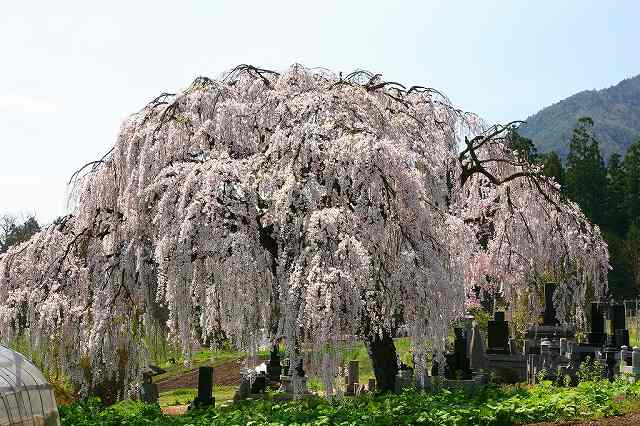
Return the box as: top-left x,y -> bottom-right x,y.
278,356 -> 309,394
604,345 -> 618,382
138,372 -> 159,404
616,329 -> 630,348
233,374 -> 251,401
527,338 -> 559,384
250,371 -> 267,394
542,283 -> 558,326
621,346 -> 632,366
540,338 -> 553,373
295,359 -> 305,377
395,362 -> 414,393
462,314 -> 475,353
470,321 -> 488,371
445,327 -> 472,379
620,346 -> 640,381
565,341 -> 580,375
632,347 -> 640,378
610,304 -> 626,334
430,354 -> 440,376
193,366 -> 214,408
266,345 -> 282,381
346,360 -> 359,395
609,304 -> 628,348
559,338 -> 568,357
487,311 -> 509,354
587,302 -> 606,346
591,302 -> 605,333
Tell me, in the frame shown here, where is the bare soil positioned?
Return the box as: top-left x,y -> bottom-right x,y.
155,358 -> 246,391
161,405 -> 189,416
527,413 -> 640,425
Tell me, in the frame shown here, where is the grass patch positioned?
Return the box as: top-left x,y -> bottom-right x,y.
158,386 -> 236,407
158,388 -> 198,407
313,337 -> 412,388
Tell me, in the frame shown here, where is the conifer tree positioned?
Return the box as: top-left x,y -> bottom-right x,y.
508,127 -> 538,163
540,151 -> 565,188
605,153 -> 628,235
565,117 -> 608,226
623,141 -> 640,227
626,224 -> 640,293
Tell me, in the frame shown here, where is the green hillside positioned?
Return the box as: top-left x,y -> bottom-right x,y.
518,74 -> 640,160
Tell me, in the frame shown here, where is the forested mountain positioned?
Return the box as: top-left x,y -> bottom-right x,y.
518,74 -> 640,160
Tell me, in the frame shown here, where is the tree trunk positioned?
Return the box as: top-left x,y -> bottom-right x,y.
366,331 -> 398,393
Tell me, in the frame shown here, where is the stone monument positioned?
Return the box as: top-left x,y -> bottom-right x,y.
279,355 -> 309,394
192,366 -> 214,408
470,321 -> 488,371
620,347 -> 640,382
233,373 -> 251,401
138,371 -> 159,404
487,312 -> 509,354
542,283 -> 559,326
250,371 -> 267,394
445,327 -> 472,379
394,362 -> 414,393
587,302 -> 606,346
610,304 -> 629,348
266,344 -> 282,381
346,360 -> 359,396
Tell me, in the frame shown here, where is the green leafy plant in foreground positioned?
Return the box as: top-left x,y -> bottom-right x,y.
60,377 -> 640,426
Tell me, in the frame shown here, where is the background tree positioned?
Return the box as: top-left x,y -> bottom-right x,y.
626,224 -> 640,293
0,214 -> 40,254
565,117 -> 608,226
540,151 -> 565,188
604,153 -> 628,235
604,231 -> 634,298
623,141 -> 640,227
622,142 -> 640,293
508,127 -> 538,163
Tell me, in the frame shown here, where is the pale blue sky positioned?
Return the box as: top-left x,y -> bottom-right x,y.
1,1 -> 639,223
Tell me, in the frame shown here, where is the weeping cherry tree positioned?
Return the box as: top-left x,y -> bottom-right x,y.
0,65 -> 608,396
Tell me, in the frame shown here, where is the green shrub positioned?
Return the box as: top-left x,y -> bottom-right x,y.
577,356 -> 606,383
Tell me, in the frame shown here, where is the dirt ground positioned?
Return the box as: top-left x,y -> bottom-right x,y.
155,357 -> 248,392
161,405 -> 189,416
528,413 -> 640,425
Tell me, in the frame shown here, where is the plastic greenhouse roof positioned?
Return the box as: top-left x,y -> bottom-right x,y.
0,345 -> 60,426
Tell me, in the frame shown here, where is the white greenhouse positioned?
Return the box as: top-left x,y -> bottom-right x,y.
0,346 -> 60,426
